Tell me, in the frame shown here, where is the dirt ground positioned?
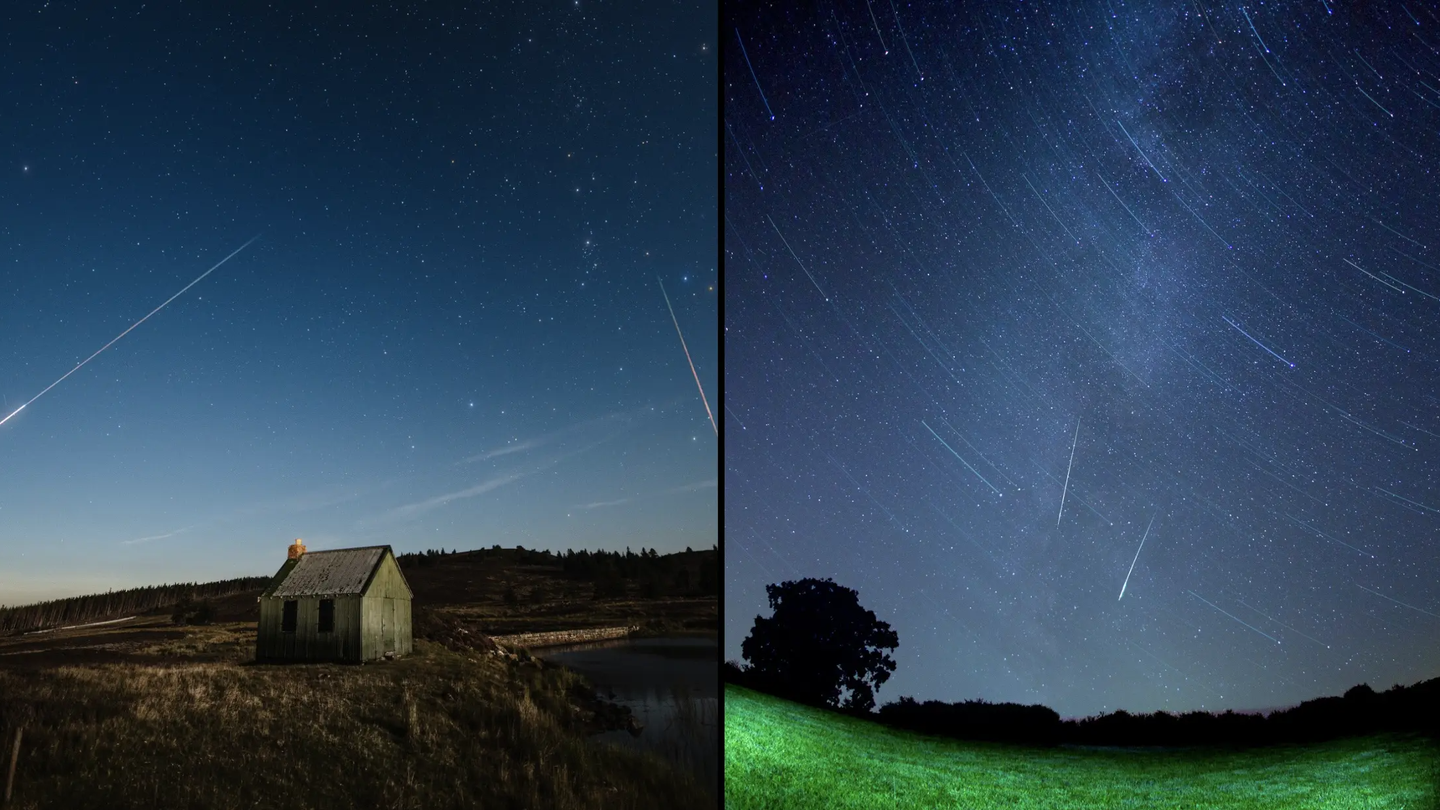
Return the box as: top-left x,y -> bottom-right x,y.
0,617 -> 252,669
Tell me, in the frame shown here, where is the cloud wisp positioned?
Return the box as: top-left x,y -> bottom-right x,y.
384,399 -> 693,522
580,497 -> 634,510
575,478 -> 717,510
386,472 -> 529,519
666,478 -> 717,494
121,526 -> 194,546
385,430 -> 628,521
457,399 -> 684,466
461,437 -> 547,463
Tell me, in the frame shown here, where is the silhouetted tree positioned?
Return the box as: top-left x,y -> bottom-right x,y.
190,600 -> 216,625
170,595 -> 215,626
697,555 -> 718,595
1344,683 -> 1376,701
741,578 -> 898,712
877,696 -> 1061,745
592,570 -> 626,600
171,595 -> 196,626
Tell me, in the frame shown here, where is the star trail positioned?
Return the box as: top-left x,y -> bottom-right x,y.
725,1 -> 1440,717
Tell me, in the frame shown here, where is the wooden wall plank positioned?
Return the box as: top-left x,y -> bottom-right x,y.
257,549 -> 412,663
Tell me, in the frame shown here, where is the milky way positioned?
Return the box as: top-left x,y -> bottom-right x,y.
725,1 -> 1440,717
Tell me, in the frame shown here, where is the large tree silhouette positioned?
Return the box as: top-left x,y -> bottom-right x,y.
741,578 -> 899,712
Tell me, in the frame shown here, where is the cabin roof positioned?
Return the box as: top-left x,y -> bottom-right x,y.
263,545 -> 393,598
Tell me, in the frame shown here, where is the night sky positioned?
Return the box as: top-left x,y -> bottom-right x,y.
725,1 -> 1440,718
0,2 -> 716,607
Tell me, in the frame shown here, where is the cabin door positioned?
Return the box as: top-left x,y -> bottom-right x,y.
383,598 -> 397,654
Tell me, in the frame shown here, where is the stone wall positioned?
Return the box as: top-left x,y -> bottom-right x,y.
494,625 -> 639,649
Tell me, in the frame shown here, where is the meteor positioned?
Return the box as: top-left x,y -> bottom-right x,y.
1189,590 -> 1281,644
921,420 -> 1002,496
1118,512 -> 1156,601
735,28 -> 775,120
0,235 -> 259,428
1355,583 -> 1440,619
1057,417 -> 1080,527
658,277 -> 717,436
1222,314 -> 1294,367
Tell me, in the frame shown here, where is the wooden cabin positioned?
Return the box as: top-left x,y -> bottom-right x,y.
255,540 -> 413,662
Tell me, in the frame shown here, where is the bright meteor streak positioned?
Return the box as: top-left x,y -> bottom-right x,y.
658,277 -> 717,436
1222,314 -> 1294,367
1057,417 -> 1080,527
0,235 -> 259,429
1118,512 -> 1156,601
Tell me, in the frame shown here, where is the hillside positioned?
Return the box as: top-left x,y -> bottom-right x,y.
725,662 -> 1440,749
724,684 -> 1440,810
0,578 -> 270,635
0,639 -> 710,809
400,546 -> 717,638
0,545 -> 718,640
0,544 -> 720,801
0,546 -> 717,807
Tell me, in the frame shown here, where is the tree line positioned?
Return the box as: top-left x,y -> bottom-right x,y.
728,576 -> 1440,748
397,544 -> 719,597
863,680 -> 1440,747
558,546 -> 718,597
0,577 -> 270,635
2,544 -> 720,636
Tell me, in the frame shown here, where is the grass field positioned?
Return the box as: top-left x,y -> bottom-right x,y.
0,638 -> 712,809
0,546 -> 718,640
0,546 -> 718,808
725,685 -> 1440,810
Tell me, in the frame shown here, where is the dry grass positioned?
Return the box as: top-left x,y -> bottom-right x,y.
0,549 -> 718,806
659,685 -> 720,789
0,641 -> 710,809
443,596 -> 717,637
133,621 -> 255,659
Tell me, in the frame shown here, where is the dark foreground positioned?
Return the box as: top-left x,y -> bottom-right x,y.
546,636 -> 719,796
0,630 -> 711,810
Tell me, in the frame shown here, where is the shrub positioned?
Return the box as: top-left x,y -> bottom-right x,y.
190,601 -> 216,626
592,575 -> 626,600
171,596 -> 196,626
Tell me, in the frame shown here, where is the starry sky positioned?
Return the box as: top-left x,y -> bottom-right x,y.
0,1 -> 716,607
724,1 -> 1440,719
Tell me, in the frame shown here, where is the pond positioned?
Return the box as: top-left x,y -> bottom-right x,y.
543,636 -> 717,796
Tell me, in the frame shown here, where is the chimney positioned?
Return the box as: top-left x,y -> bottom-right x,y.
288,538 -> 306,560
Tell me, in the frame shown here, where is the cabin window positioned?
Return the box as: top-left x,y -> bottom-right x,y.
318,599 -> 335,633
282,600 -> 298,632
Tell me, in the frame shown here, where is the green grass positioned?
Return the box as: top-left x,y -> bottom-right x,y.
725,684 -> 1440,809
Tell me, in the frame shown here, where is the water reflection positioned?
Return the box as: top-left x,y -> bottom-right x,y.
544,636 -> 718,795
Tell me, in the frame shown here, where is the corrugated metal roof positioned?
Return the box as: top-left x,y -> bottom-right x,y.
269,546 -> 388,598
